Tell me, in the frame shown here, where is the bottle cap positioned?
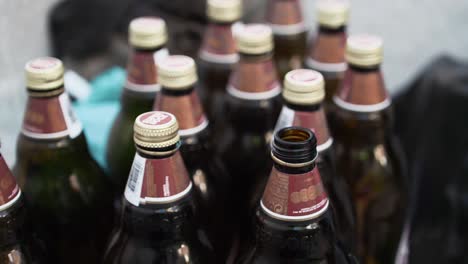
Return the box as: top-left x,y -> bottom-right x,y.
134,111 -> 180,150
316,0 -> 350,29
25,57 -> 64,90
345,34 -> 383,67
236,24 -> 274,55
157,55 -> 198,89
283,69 -> 325,105
207,0 -> 242,22
129,17 -> 168,49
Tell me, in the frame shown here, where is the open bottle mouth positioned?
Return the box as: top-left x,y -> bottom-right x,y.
271,126 -> 317,165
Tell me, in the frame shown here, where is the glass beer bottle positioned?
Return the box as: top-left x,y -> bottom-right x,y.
305,0 -> 349,111
198,0 -> 241,124
107,17 -> 169,194
0,149 -> 43,263
237,127 -> 353,263
266,0 -> 307,80
332,34 -> 407,264
274,69 -> 356,252
103,111 -> 212,264
14,57 -> 114,263
217,24 -> 282,244
154,55 -> 231,261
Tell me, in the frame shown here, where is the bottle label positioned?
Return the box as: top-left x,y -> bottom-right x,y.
261,167 -> 329,221
125,48 -> 169,93
154,90 -> 209,137
0,155 -> 21,211
267,0 -> 306,35
306,31 -> 347,74
199,24 -> 239,64
227,58 -> 281,100
275,106 -> 333,152
305,58 -> 347,74
22,93 -> 83,139
124,152 -> 192,206
333,96 -> 392,113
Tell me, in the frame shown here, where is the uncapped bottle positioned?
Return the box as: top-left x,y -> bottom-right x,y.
332,34 -> 407,264
0,149 -> 43,263
198,0 -> 241,123
274,69 -> 356,251
266,0 -> 307,80
103,111 -> 212,264
14,57 -> 114,263
305,0 -> 349,110
217,23 -> 282,244
107,17 -> 169,194
154,55 -> 231,261
236,127 -> 353,263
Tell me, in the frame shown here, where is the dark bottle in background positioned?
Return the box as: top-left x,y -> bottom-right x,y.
217,24 -> 282,248
198,0 -> 241,124
103,111 -> 212,264
266,0 -> 307,80
236,127 -> 352,264
14,57 -> 114,264
154,55 -> 232,261
274,69 -> 356,252
0,149 -> 44,264
332,34 -> 407,264
107,17 -> 169,194
305,0 -> 349,112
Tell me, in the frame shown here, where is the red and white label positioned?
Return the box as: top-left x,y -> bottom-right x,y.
125,48 -> 168,92
21,93 -> 83,139
138,111 -> 173,127
0,155 -> 21,211
266,0 -> 306,35
199,24 -> 238,64
124,152 -> 192,206
261,166 -> 329,221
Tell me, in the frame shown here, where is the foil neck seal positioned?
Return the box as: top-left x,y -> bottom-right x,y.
283,69 -> 325,105
134,111 -> 180,156
157,55 -> 198,90
207,0 -> 242,22
236,24 -> 274,55
346,34 -> 383,67
316,0 -> 350,29
129,17 -> 168,49
25,57 -> 64,91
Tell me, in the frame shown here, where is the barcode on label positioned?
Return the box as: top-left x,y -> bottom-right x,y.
274,106 -> 295,132
124,154 -> 146,206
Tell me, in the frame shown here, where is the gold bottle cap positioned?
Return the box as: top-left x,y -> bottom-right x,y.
129,17 -> 168,49
134,111 -> 180,151
157,55 -> 198,89
207,0 -> 242,22
346,34 -> 383,67
236,24 -> 274,55
316,0 -> 350,29
25,57 -> 64,90
283,69 -> 325,105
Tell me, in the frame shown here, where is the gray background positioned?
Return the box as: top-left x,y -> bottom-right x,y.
1,0 -> 467,165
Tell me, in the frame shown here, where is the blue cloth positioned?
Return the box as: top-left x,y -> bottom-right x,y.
73,67 -> 125,169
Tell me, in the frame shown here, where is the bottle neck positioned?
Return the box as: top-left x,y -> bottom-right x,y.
125,45 -> 167,93
155,86 -> 209,137
22,89 -> 83,140
123,146 -> 193,208
227,52 -> 281,100
306,25 -> 347,74
266,0 -> 305,36
199,20 -> 238,64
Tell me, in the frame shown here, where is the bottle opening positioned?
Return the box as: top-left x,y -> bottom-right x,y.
272,126 -> 317,165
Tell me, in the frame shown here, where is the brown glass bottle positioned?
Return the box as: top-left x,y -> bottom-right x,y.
217,24 -> 282,246
332,34 -> 407,264
274,69 -> 356,252
266,0 -> 307,80
154,55 -> 232,261
0,151 -> 44,264
107,17 -> 169,195
236,127 -> 354,263
198,0 -> 241,124
13,57 -> 114,264
103,111 -> 212,264
305,0 -> 349,111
